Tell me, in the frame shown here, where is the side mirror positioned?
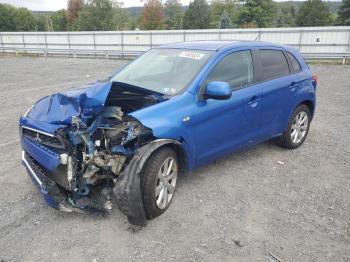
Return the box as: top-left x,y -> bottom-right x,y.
203,81 -> 232,100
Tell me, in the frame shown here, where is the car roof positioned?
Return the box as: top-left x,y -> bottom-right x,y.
157,40 -> 288,52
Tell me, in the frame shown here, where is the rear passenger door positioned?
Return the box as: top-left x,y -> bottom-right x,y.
255,48 -> 296,137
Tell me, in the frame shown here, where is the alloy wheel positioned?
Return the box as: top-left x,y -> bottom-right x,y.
155,157 -> 178,209
290,111 -> 309,144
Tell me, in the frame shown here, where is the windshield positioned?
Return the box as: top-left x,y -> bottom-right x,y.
111,48 -> 213,95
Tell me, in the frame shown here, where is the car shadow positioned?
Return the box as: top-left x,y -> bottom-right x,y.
176,139 -> 286,189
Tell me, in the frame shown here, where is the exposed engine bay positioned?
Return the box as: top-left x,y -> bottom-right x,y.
55,110 -> 152,212
21,82 -> 174,227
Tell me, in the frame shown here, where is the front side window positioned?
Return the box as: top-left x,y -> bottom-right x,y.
111,48 -> 213,95
204,50 -> 254,90
260,50 -> 290,81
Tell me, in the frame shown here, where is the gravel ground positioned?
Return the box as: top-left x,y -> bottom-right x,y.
0,56 -> 349,262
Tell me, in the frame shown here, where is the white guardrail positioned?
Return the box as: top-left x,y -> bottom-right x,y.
1,26 -> 350,63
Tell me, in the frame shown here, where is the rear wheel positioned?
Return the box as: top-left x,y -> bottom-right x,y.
141,147 -> 178,219
276,104 -> 311,149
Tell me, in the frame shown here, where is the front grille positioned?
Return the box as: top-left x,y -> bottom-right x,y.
22,127 -> 65,150
24,150 -> 69,189
24,152 -> 56,187
24,151 -> 64,199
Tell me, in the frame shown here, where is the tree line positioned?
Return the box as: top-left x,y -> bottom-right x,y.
0,0 -> 349,32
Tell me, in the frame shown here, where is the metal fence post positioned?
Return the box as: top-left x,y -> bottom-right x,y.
298,29 -> 303,51
254,30 -> 262,41
183,30 -> 186,42
121,32 -> 124,53
93,32 -> 96,50
347,29 -> 350,52
150,31 -> 153,48
219,30 -> 221,40
43,33 -> 48,57
22,33 -> 26,48
44,33 -> 47,49
67,32 -> 71,50
0,33 -> 3,53
345,29 -> 350,65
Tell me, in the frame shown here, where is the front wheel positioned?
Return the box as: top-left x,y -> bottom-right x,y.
141,147 -> 179,219
276,104 -> 311,149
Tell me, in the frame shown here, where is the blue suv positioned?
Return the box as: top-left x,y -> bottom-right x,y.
19,41 -> 317,226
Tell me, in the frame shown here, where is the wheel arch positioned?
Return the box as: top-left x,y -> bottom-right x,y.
141,139 -> 188,174
160,143 -> 187,173
283,99 -> 315,133
300,100 -> 315,119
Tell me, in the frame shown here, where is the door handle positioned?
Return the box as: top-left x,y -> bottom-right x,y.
289,81 -> 296,91
248,96 -> 259,107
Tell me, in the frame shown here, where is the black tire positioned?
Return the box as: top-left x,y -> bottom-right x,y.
141,147 -> 178,220
276,104 -> 311,149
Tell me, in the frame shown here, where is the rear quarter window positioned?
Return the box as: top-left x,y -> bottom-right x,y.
286,51 -> 302,73
260,50 -> 290,81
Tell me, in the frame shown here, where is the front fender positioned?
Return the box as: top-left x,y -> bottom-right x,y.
130,91 -> 197,171
148,124 -> 195,170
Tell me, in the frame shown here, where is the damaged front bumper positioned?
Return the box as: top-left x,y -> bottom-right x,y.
21,123 -> 181,226
21,150 -> 76,211
21,149 -> 110,213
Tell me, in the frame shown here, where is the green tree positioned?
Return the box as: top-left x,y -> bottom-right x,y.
0,4 -> 16,31
164,0 -> 183,29
128,17 -> 138,30
51,9 -> 68,31
35,15 -> 50,31
73,0 -> 127,31
336,0 -> 350,25
113,7 -> 129,30
14,7 -> 36,31
183,0 -> 211,29
296,0 -> 333,26
237,0 -> 276,28
219,10 -> 233,28
275,4 -> 296,27
140,0 -> 164,30
211,0 -> 237,28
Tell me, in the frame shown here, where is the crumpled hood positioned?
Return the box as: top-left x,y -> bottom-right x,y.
27,81 -> 112,125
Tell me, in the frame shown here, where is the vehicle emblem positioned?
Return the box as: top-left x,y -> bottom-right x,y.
183,116 -> 190,122
35,133 -> 41,143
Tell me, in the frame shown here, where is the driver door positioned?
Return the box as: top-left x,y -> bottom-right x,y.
189,50 -> 264,165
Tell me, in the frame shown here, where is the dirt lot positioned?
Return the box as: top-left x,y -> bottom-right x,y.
0,56 -> 349,262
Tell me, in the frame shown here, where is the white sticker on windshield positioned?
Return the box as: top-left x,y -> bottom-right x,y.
179,51 -> 205,60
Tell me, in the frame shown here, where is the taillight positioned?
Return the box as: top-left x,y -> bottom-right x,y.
312,74 -> 318,87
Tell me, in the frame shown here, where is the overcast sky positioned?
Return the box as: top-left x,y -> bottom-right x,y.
0,0 -> 192,10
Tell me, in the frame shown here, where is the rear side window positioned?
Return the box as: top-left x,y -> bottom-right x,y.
259,50 -> 290,81
286,51 -> 302,73
205,50 -> 254,90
